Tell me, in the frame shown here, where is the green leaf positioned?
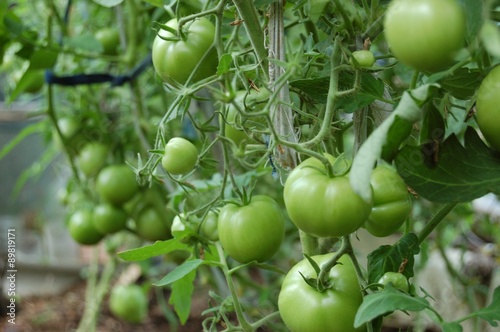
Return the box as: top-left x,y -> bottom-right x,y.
169,269 -> 196,324
442,322 -> 463,332
63,34 -> 103,52
93,0 -> 124,7
472,286 -> 500,327
155,259 -> 204,287
117,239 -> 189,261
141,0 -> 163,6
395,127 -> 500,203
336,72 -> 385,113
308,0 -> 329,23
436,68 -> 483,101
419,102 -> 445,146
354,284 -> 431,328
0,120 -> 46,162
350,84 -> 438,202
367,233 -> 420,284
27,48 -> 58,70
217,53 -> 233,76
464,0 -> 484,44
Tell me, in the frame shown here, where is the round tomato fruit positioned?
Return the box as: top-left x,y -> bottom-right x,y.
378,272 -> 409,292
67,210 -> 104,245
109,284 -> 148,323
95,28 -> 120,55
77,142 -> 108,177
351,50 -> 376,68
96,164 -> 139,205
364,165 -> 412,237
93,203 -> 128,234
152,18 -> 217,85
200,210 -> 219,242
218,195 -> 285,263
284,155 -> 372,238
161,137 -> 198,175
135,206 -> 174,241
384,0 -> 465,72
278,254 -> 365,332
475,65 -> 500,151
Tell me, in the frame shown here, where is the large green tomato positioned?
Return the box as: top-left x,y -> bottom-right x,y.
384,0 -> 465,72
161,137 -> 198,175
135,206 -> 174,241
284,155 -> 372,238
476,65 -> 500,151
93,203 -> 128,234
364,165 -> 412,237
278,254 -> 365,332
109,284 -> 148,323
67,210 -> 104,245
96,164 -> 139,205
77,142 -> 108,177
152,18 -> 217,85
218,195 -> 285,263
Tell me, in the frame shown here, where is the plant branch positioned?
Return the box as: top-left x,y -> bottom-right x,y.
417,203 -> 458,245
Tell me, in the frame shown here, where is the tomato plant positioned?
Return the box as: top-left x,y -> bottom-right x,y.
109,284 -> 148,323
96,164 -> 139,205
378,272 -> 409,293
284,155 -> 372,237
278,254 -> 365,332
475,65 -> 500,151
384,0 -> 466,72
218,195 -> 285,263
67,209 -> 104,245
161,137 -> 198,175
152,17 -> 217,85
93,203 -> 128,234
364,165 -> 412,237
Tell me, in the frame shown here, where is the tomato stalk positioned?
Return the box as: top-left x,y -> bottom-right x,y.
417,202 -> 458,245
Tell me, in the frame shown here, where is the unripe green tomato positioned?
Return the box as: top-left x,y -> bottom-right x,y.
171,214 -> 196,243
200,210 -> 219,242
95,28 -> 120,55
68,210 -> 104,245
378,272 -> 409,292
93,203 -> 128,234
384,0 -> 465,72
77,142 -> 108,177
161,137 -> 198,175
475,65 -> 500,151
351,50 -> 376,68
135,206 -> 174,241
53,117 -> 85,153
96,165 -> 139,205
23,70 -> 45,93
109,284 -> 148,323
364,166 -> 412,237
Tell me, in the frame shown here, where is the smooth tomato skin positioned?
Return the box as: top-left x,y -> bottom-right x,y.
152,18 -> 217,85
200,210 -> 219,242
284,155 -> 372,238
109,284 -> 148,323
161,137 -> 198,175
476,65 -> 500,151
278,254 -> 365,332
378,272 -> 409,292
95,28 -> 120,55
351,50 -> 376,68
135,206 -> 174,241
384,0 -> 465,72
93,203 -> 128,234
96,165 -> 139,205
218,195 -> 285,263
364,166 -> 412,237
68,210 -> 104,245
77,142 -> 108,177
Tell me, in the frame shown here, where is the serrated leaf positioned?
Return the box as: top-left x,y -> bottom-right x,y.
442,322 -> 463,332
419,102 -> 445,146
155,259 -> 204,286
169,269 -> 196,324
354,285 -> 431,328
434,68 -> 483,100
308,0 -> 329,23
117,239 -> 189,261
473,286 -> 500,327
367,233 -> 420,284
217,53 -> 232,76
337,72 -> 385,113
93,0 -> 124,7
350,84 -> 438,202
395,127 -> 500,203
289,76 -> 329,103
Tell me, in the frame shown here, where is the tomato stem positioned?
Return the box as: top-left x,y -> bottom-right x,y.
317,235 -> 350,288
417,202 -> 458,245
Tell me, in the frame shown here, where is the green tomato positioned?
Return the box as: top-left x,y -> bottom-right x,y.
77,142 -> 108,177
96,164 -> 139,205
161,137 -> 198,175
53,117 -> 85,153
152,18 -> 217,85
67,210 -> 104,245
22,69 -> 45,93
384,0 -> 465,72
364,165 -> 412,237
476,65 -> 500,151
200,210 -> 219,242
95,28 -> 120,55
93,203 -> 128,234
278,254 -> 365,332
351,50 -> 375,68
378,272 -> 409,292
284,155 -> 372,238
135,206 -> 174,241
109,284 -> 148,323
218,195 -> 285,263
